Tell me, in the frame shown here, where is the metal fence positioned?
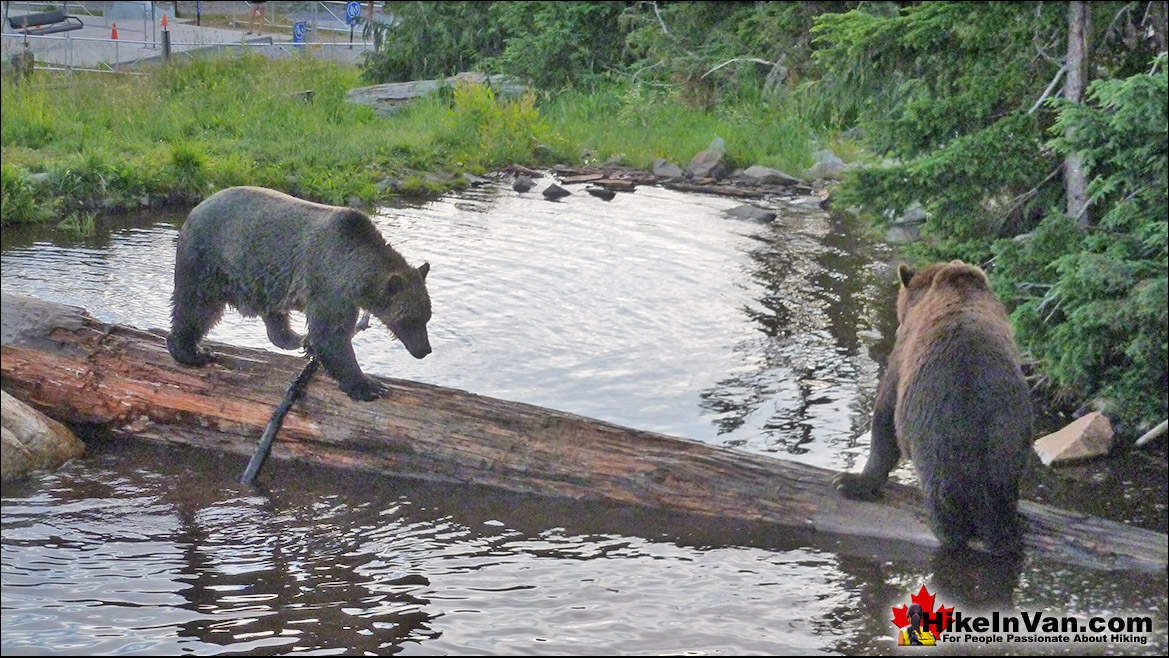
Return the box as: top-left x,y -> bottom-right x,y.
2,1 -> 377,74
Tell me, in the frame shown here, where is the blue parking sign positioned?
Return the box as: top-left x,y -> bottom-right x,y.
293,20 -> 307,44
346,1 -> 361,25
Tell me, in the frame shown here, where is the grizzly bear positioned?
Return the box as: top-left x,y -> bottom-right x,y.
167,186 -> 432,401
835,261 -> 1032,554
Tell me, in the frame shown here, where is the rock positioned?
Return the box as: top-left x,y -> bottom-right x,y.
724,204 -> 776,223
804,149 -> 846,180
586,187 -> 616,201
347,195 -> 364,207
687,149 -> 729,180
346,72 -> 528,115
542,183 -> 572,200
652,158 -> 685,178
513,175 -> 535,193
884,223 -> 923,244
1033,412 -> 1115,466
463,172 -> 491,187
740,165 -> 803,186
898,201 -> 928,224
885,202 -> 928,244
709,136 -> 726,154
28,172 -> 51,186
2,390 -> 85,481
376,177 -> 401,194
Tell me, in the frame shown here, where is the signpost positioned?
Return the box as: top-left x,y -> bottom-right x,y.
293,20 -> 307,47
346,1 -> 361,49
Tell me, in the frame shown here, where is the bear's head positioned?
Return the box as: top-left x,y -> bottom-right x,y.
895,260 -> 989,324
375,262 -> 432,359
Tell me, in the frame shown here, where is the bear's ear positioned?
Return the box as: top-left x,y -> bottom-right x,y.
897,264 -> 914,288
418,262 -> 430,280
385,272 -> 407,296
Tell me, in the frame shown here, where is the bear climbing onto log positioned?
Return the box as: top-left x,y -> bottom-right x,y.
835,261 -> 1032,554
167,186 -> 432,401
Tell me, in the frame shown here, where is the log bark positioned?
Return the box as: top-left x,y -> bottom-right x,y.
1,294 -> 1165,572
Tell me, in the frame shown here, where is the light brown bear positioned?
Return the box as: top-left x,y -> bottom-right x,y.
835,261 -> 1032,554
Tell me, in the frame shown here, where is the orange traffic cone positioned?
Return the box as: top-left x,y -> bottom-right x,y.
111,23 -> 118,40
162,14 -> 168,28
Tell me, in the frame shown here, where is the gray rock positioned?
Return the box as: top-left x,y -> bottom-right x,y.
586,186 -> 616,201
884,224 -> 922,244
463,172 -> 490,187
652,158 -> 685,178
740,165 -> 803,186
687,149 -> 729,180
803,149 -> 846,180
724,204 -> 776,223
376,177 -> 401,193
27,172 -> 51,186
709,136 -> 726,154
898,201 -> 928,224
2,390 -> 85,481
543,183 -> 572,200
513,175 -> 535,193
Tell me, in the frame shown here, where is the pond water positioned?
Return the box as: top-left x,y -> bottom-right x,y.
2,182 -> 1165,655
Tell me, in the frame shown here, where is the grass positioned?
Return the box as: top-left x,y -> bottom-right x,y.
1,55 -> 854,226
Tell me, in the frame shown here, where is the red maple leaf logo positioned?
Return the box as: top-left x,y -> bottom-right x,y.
892,585 -> 954,635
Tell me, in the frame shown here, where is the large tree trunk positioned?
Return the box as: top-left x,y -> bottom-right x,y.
1,294 -> 1164,572
1065,0 -> 1091,226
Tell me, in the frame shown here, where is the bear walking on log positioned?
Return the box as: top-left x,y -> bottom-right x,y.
835,261 -> 1032,555
167,186 -> 432,401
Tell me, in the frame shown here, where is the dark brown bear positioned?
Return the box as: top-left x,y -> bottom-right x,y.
835,261 -> 1032,554
167,186 -> 432,401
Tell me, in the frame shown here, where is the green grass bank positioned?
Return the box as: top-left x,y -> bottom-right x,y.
1,55 -> 838,227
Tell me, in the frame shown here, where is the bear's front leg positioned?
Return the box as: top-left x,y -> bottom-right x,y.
306,309 -> 388,401
835,365 -> 900,499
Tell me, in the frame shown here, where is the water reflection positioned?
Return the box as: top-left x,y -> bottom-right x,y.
697,204 -> 894,467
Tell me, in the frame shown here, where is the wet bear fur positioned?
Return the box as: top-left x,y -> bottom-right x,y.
167,186 -> 432,401
835,261 -> 1032,554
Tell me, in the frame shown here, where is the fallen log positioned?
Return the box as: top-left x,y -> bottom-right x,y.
1,294 -> 1165,572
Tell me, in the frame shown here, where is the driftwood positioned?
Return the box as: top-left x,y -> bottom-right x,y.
1,294 -> 1165,572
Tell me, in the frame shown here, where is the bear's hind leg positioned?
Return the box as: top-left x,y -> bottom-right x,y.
168,289 -> 224,367
264,312 -> 304,350
928,496 -> 977,551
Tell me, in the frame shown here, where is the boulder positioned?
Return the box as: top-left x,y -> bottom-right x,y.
586,187 -> 617,201
463,172 -> 491,187
724,204 -> 776,223
740,165 -> 803,186
687,149 -> 729,180
513,175 -> 535,193
543,183 -> 572,200
1033,412 -> 1115,466
652,158 -> 685,178
804,149 -> 846,180
2,390 -> 85,481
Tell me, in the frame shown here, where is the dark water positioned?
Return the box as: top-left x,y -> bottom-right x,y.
2,183 -> 1166,655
